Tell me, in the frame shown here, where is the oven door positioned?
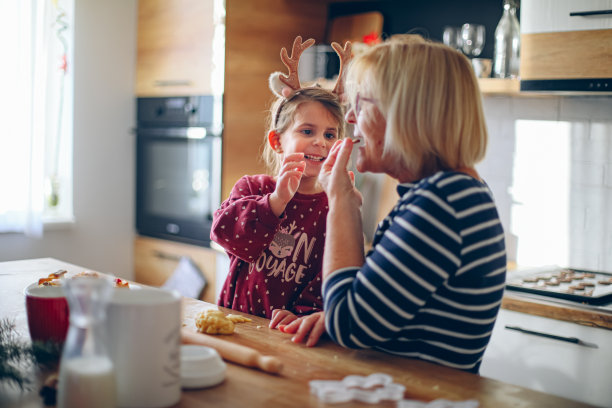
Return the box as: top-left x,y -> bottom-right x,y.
136,127 -> 221,246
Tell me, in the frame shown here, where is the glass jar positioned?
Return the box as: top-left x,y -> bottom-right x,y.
57,276 -> 116,408
493,0 -> 521,78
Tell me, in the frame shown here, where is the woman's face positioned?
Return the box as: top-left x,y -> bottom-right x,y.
345,92 -> 387,174
280,101 -> 339,179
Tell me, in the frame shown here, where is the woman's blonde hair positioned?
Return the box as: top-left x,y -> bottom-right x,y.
345,34 -> 488,179
262,87 -> 345,175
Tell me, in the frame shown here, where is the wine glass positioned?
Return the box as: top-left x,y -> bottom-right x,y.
461,24 -> 485,57
442,26 -> 462,51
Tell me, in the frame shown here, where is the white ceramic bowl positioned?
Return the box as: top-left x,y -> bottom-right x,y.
180,345 -> 226,389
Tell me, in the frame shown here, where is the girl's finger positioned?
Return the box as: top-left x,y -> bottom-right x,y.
292,317 -> 316,343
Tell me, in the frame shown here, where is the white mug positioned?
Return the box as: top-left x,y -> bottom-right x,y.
105,287 -> 182,408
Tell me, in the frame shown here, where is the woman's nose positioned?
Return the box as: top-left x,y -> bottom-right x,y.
345,108 -> 356,124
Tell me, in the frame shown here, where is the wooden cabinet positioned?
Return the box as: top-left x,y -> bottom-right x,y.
136,0 -> 217,96
133,235 -> 218,303
222,0 -> 330,198
520,0 -> 612,81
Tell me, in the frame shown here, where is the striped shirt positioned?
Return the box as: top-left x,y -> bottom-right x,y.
323,171 -> 507,373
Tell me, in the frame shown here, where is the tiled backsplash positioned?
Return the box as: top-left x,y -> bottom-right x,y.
478,95 -> 612,272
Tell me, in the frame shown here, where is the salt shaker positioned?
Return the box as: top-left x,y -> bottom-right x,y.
493,0 -> 520,78
57,276 -> 116,408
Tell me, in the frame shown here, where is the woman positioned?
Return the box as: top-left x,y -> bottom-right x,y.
318,34 -> 507,373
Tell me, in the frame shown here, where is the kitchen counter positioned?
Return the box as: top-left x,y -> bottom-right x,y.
0,258 -> 599,408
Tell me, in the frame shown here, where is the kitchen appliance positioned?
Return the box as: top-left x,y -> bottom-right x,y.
136,96 -> 222,247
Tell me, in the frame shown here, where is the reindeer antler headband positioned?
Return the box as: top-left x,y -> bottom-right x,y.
269,36 -> 352,127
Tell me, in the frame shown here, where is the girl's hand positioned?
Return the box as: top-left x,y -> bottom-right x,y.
273,311 -> 327,347
269,153 -> 305,217
319,139 -> 362,206
269,309 -> 299,329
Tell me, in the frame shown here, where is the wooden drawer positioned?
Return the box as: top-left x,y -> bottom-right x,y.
133,235 -> 217,303
520,29 -> 612,80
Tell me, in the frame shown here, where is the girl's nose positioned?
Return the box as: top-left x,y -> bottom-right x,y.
345,108 -> 356,124
312,132 -> 326,146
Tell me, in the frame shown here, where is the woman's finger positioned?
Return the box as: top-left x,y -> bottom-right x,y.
332,138 -> 354,173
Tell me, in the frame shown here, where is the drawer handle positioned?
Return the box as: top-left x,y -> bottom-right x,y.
153,250 -> 181,261
505,325 -> 598,348
154,80 -> 193,87
569,9 -> 612,17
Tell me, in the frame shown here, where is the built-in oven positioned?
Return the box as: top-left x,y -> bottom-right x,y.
136,96 -> 222,247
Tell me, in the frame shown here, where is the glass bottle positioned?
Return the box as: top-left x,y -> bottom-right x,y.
493,0 -> 520,78
57,276 -> 116,408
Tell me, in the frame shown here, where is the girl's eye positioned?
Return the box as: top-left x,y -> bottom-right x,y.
325,132 -> 337,140
301,129 -> 312,135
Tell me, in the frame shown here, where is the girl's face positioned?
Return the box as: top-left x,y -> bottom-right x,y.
280,101 -> 339,178
345,92 -> 387,174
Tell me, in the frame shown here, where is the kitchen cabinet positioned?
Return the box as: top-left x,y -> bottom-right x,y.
133,235 -> 218,303
136,0 -> 216,96
520,0 -> 612,84
480,308 -> 612,407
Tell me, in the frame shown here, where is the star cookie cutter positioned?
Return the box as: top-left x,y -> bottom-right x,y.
309,373 -> 406,404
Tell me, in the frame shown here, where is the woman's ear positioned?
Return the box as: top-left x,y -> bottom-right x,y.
268,130 -> 282,152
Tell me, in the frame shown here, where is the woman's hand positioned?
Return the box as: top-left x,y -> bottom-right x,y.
319,139 -> 362,206
269,153 -> 305,217
269,310 -> 326,347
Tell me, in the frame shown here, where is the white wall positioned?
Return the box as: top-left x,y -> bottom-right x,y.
0,1 -> 137,278
478,95 -> 612,271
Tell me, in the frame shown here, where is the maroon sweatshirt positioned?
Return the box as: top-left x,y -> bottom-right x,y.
211,175 -> 328,318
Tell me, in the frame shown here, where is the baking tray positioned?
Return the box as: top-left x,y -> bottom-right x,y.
505,267 -> 612,305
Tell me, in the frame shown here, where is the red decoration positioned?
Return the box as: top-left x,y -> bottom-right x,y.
362,31 -> 381,45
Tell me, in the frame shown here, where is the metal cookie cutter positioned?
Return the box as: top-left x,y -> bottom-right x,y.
309,373 -> 406,404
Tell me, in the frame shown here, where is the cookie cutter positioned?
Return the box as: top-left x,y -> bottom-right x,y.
309,373 -> 405,404
397,398 -> 480,408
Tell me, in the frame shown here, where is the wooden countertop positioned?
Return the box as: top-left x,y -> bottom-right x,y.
0,258 -> 598,408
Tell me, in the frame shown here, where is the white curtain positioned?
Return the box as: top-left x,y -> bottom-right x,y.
0,0 -> 63,237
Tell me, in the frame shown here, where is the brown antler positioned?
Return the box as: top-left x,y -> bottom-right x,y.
279,36 -> 315,91
331,41 -> 352,98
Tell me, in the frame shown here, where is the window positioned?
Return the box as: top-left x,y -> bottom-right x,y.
0,0 -> 74,237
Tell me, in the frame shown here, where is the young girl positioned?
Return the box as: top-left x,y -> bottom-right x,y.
211,38 -> 350,337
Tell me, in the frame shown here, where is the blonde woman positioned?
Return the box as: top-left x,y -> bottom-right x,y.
318,34 -> 507,373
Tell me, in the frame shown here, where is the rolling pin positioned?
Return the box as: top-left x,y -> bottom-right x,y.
181,328 -> 283,374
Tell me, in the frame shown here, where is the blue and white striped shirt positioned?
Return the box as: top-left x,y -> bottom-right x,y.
323,171 -> 507,373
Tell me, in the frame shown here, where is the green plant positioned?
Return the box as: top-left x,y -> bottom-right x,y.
0,318 -> 60,391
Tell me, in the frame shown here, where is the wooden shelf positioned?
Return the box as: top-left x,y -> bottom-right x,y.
478,78 -> 521,95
